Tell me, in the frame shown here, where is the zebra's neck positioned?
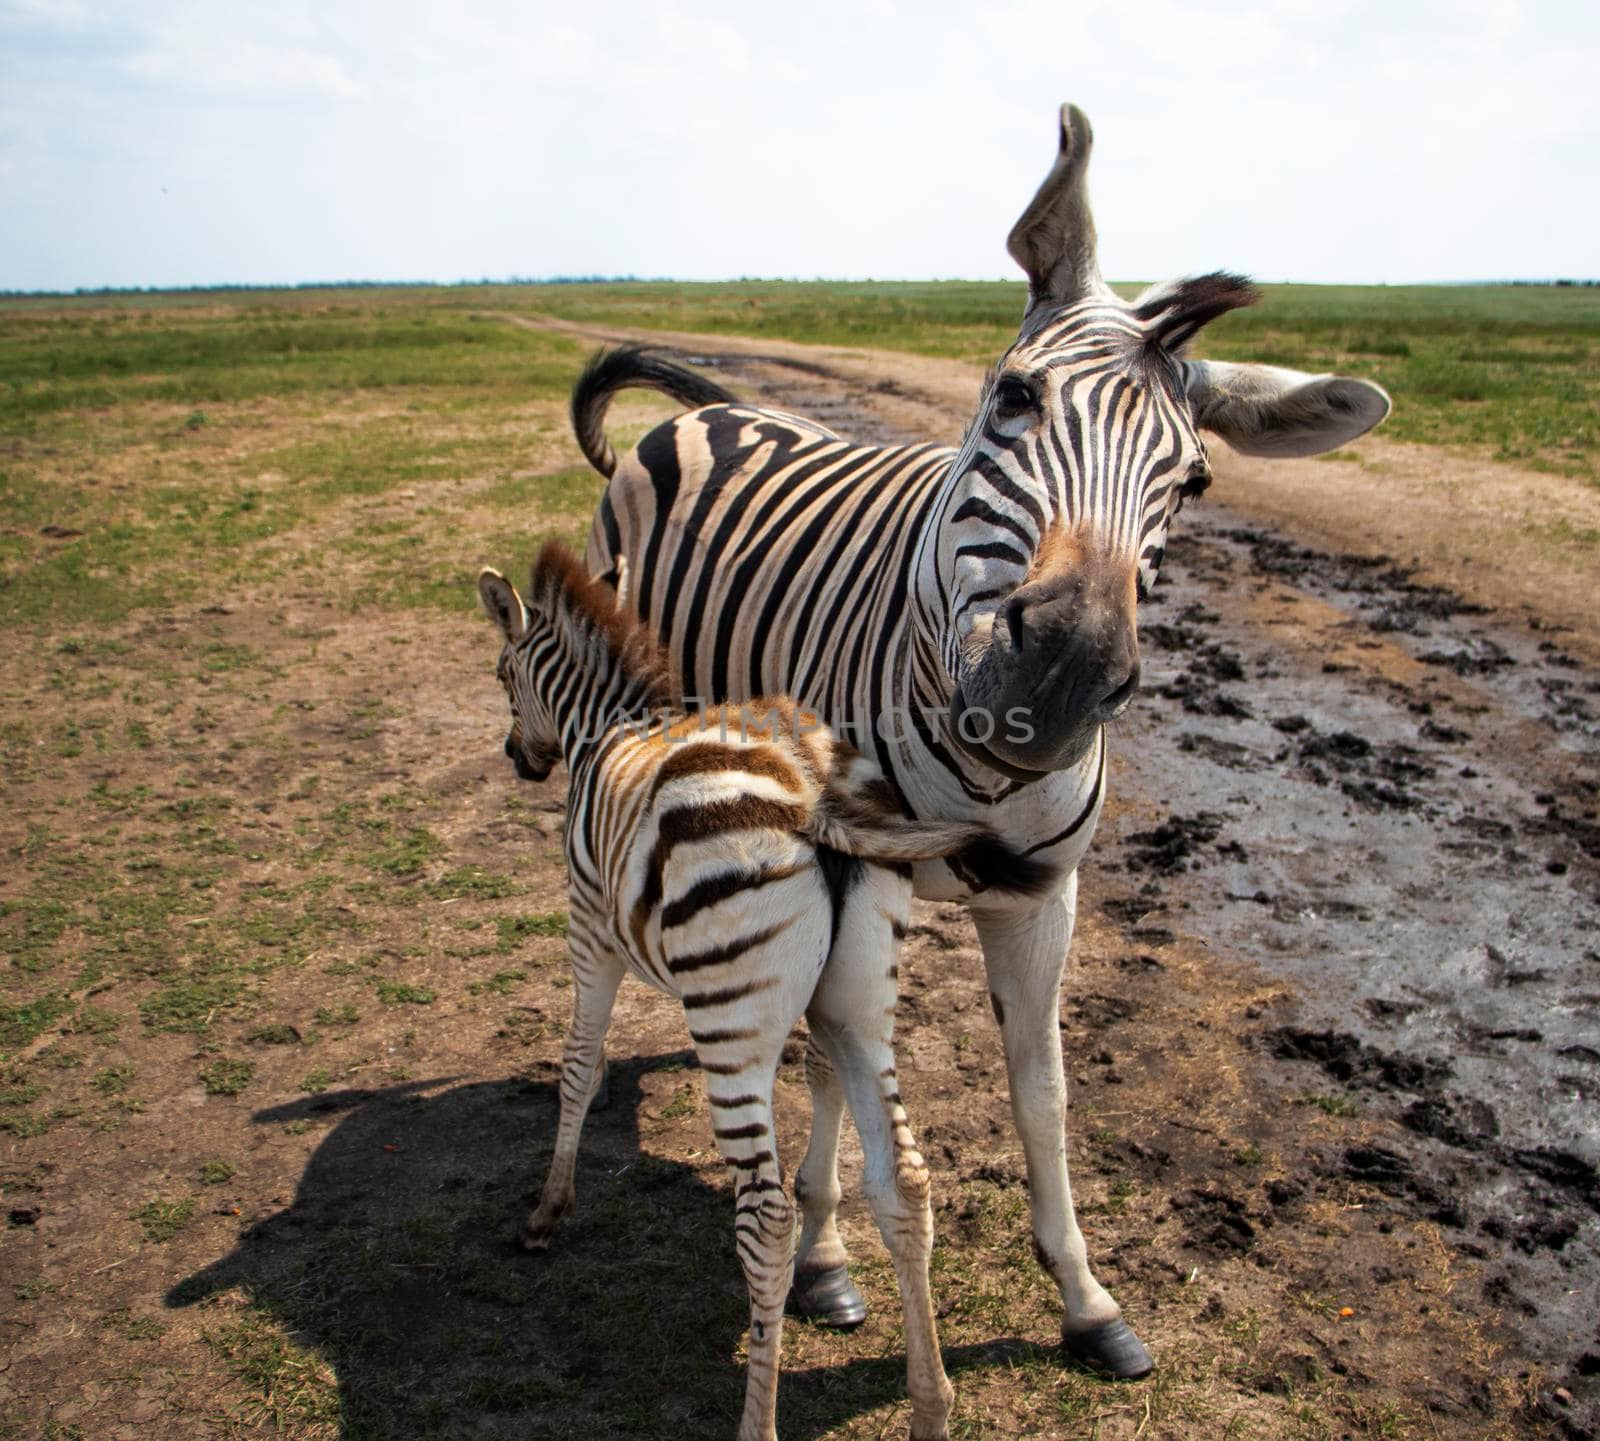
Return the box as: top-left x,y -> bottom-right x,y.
898,609 -> 1042,806
883,469 -> 1041,806
568,692 -> 650,773
518,600 -> 665,774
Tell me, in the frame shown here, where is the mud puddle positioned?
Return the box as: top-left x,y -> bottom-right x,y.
1087,506 -> 1599,1425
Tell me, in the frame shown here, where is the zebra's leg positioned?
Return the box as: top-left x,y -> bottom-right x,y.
809,870 -> 953,1441
788,1033 -> 868,1329
719,1083 -> 795,1441
973,873 -> 1152,1379
692,999 -> 814,1441
518,942 -> 625,1252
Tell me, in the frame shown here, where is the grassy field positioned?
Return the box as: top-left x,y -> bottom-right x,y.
516,278 -> 1600,473
8,278 -> 1599,479
0,284 -> 1580,1440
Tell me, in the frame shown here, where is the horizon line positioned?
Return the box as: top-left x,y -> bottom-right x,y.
3,274 -> 1598,301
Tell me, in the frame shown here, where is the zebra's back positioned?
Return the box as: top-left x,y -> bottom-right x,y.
612,750 -> 833,1005
587,404 -> 952,721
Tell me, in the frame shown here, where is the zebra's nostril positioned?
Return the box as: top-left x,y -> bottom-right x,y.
1102,668 -> 1140,717
504,735 -> 516,758
1005,598 -> 1027,651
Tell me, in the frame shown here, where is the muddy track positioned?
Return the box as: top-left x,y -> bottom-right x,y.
1097,515 -> 1599,1416
623,340 -> 1600,1434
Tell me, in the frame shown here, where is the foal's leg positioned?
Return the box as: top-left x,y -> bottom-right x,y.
675,896 -> 825,1441
519,937 -> 625,1251
705,1056 -> 795,1441
810,869 -> 953,1441
789,1033 -> 868,1328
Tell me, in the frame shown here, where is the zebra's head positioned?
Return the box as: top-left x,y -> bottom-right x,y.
478,566 -> 562,783
480,548 -> 674,784
927,105 -> 1390,782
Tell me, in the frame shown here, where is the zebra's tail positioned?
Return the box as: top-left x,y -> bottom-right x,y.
571,345 -> 739,478
810,806 -> 1057,898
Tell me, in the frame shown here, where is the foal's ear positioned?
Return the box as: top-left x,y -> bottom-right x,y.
1182,359 -> 1392,459
478,567 -> 527,643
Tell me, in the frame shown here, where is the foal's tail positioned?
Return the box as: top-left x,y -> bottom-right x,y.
810,802 -> 1057,899
571,345 -> 738,478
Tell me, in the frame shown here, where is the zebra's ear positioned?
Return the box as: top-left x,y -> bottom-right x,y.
478,567 -> 526,643
1182,360 -> 1392,459
1007,103 -> 1108,320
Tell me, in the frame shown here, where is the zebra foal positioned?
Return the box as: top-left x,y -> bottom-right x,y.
478,542 -> 1046,1441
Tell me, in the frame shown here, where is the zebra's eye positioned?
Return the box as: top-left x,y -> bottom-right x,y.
992,376 -> 1036,416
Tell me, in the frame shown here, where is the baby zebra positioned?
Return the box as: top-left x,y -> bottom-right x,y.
479,543 -> 1048,1441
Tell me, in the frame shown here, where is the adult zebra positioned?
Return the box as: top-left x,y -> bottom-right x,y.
573,105 -> 1390,1377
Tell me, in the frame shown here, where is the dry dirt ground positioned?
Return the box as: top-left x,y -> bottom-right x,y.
2,322 -> 1595,1441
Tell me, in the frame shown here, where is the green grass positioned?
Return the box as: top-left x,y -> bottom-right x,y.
100,1307 -> 167,1340
496,912 -> 569,947
0,993 -> 73,1055
202,1306 -> 343,1432
375,981 -> 435,1006
430,866 -> 520,900
1298,1091 -> 1361,1118
512,278 -> 1028,358
0,300 -> 578,426
510,277 -> 1600,476
90,1063 -> 134,1095
140,976 -> 247,1034
199,1058 -> 255,1096
467,969 -> 527,996
0,295 -> 590,628
132,1195 -> 196,1242
313,1004 -> 360,1027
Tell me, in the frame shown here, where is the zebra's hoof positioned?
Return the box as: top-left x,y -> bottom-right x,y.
788,1263 -> 868,1330
516,1221 -> 554,1254
1061,1318 -> 1153,1378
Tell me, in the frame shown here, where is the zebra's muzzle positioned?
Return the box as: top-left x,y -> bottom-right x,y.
950,554 -> 1140,776
507,734 -> 555,783
512,754 -> 553,783
947,677 -> 1113,778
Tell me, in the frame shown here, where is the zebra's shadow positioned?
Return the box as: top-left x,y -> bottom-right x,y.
167,1052 -> 973,1439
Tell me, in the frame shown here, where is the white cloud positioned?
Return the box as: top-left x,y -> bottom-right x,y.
0,0 -> 93,24
1,0 -> 1597,289
121,38 -> 367,101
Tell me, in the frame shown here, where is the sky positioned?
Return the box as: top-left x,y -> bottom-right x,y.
2,0 -> 1598,292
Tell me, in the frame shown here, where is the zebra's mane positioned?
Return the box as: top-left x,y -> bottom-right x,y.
960,364 -> 1002,449
527,541 -> 675,707
1132,271 -> 1259,353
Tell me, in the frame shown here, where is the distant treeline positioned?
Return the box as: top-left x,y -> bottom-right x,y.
0,275 -> 668,299
3,275 -> 1597,300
